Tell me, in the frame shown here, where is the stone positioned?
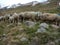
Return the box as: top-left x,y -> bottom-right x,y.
39,23 -> 49,29
36,27 -> 46,33
20,37 -> 28,42
25,21 -> 36,28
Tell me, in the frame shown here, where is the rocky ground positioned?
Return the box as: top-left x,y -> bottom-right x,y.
0,21 -> 60,45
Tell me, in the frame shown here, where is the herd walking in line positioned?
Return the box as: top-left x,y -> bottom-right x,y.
0,11 -> 60,26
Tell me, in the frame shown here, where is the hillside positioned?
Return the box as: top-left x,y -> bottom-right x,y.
0,12 -> 60,45
0,0 -> 60,45
0,0 -> 60,15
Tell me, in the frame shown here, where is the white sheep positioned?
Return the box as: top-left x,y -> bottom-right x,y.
13,13 -> 19,23
9,16 -> 14,23
41,13 -> 58,21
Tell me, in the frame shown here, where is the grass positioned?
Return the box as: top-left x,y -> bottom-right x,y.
0,21 -> 60,45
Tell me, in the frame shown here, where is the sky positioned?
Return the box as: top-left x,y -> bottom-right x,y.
0,0 -> 47,7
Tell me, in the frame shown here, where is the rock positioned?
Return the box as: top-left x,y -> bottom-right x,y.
51,24 -> 59,29
36,23 -> 49,33
20,37 -> 28,42
36,27 -> 46,33
25,21 -> 36,28
39,23 -> 49,28
46,41 -> 55,45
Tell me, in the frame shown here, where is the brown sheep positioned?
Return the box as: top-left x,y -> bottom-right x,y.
40,13 -> 58,24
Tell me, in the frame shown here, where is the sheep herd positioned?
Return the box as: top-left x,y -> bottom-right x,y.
0,11 -> 60,26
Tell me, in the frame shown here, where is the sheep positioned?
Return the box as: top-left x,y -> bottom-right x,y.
9,16 -> 14,23
8,13 -> 19,23
21,11 -> 43,22
24,13 -> 32,21
8,13 -> 24,23
45,14 -> 59,25
40,13 -> 51,21
12,13 -> 19,23
24,12 -> 40,21
46,14 -> 58,21
3,15 -> 10,22
55,16 -> 60,26
3,14 -> 13,23
18,12 -> 25,22
24,12 -> 36,21
35,12 -> 43,21
18,14 -> 24,22
18,11 -> 43,22
1,12 -> 59,26
39,13 -> 60,25
39,13 -> 57,23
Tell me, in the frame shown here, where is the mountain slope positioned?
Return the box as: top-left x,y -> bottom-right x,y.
1,0 -> 60,15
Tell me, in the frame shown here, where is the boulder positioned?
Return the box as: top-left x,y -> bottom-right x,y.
20,37 -> 28,42
25,21 -> 36,28
36,27 -> 46,33
39,23 -> 49,28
